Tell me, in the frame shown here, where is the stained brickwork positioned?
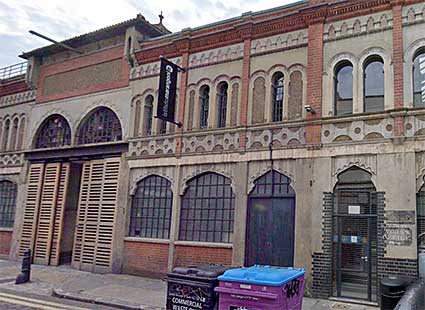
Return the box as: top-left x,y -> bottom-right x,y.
0,231 -> 12,257
122,241 -> 169,278
174,245 -> 232,267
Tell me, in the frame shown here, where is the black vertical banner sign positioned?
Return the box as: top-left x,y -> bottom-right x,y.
157,58 -> 178,124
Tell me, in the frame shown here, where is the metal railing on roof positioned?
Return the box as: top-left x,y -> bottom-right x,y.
0,62 -> 27,80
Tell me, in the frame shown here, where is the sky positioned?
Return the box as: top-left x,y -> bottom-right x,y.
0,0 -> 297,68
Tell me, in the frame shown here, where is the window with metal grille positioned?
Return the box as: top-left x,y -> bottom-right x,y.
0,180 -> 17,228
272,72 -> 284,122
129,175 -> 173,239
76,107 -> 122,145
364,56 -> 384,113
418,187 -> 425,248
413,50 -> 425,107
199,85 -> 210,129
217,82 -> 228,128
334,61 -> 353,116
144,95 -> 154,136
250,170 -> 295,198
179,172 -> 235,243
35,115 -> 71,149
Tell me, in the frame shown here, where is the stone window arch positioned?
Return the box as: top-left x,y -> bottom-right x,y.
0,180 -> 18,228
35,114 -> 71,149
334,61 -> 354,116
413,49 -> 425,107
179,172 -> 235,243
217,81 -> 228,128
76,107 -> 122,145
128,175 -> 173,239
363,55 -> 385,113
199,85 -> 210,129
271,71 -> 284,122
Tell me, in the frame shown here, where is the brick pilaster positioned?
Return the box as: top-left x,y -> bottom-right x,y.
238,21 -> 253,150
392,1 -> 405,137
306,21 -> 325,144
175,42 -> 190,156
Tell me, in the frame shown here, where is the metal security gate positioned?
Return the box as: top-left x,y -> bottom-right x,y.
246,170 -> 296,267
18,162 -> 70,266
333,190 -> 378,302
72,157 -> 120,273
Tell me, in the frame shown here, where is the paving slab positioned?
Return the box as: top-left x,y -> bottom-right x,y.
0,259 -> 379,310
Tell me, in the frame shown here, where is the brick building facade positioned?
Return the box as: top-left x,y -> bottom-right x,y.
1,0 -> 425,304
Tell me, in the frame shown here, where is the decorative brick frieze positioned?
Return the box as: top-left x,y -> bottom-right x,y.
402,3 -> 425,25
251,29 -> 307,55
321,116 -> 394,144
188,43 -> 243,68
182,130 -> 239,154
405,113 -> 425,137
129,136 -> 176,158
0,90 -> 35,107
246,125 -> 305,150
0,152 -> 24,167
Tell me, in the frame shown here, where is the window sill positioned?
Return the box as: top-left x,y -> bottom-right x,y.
0,227 -> 13,232
124,237 -> 170,244
174,241 -> 233,248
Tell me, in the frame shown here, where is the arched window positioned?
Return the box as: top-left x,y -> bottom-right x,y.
272,72 -> 284,122
180,172 -> 235,243
364,56 -> 384,113
133,100 -> 141,137
143,95 -> 153,136
334,61 -> 353,116
217,82 -> 228,128
199,85 -> 210,129
413,50 -> 425,107
76,107 -> 122,145
129,175 -> 173,239
35,115 -> 71,149
0,180 -> 17,228
2,119 -> 10,151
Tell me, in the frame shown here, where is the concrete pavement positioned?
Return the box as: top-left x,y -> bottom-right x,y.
0,259 -> 378,310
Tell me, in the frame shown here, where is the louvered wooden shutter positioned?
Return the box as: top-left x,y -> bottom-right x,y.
72,158 -> 120,272
50,163 -> 70,266
33,163 -> 61,265
19,163 -> 45,257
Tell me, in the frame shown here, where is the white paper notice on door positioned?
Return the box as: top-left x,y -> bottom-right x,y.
348,205 -> 361,214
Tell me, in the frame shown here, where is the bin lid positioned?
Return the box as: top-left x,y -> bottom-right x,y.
218,265 -> 305,286
169,265 -> 228,280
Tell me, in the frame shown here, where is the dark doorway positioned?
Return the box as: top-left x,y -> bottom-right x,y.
246,170 -> 295,267
332,167 -> 378,302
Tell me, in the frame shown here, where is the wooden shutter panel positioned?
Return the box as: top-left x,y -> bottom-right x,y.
33,163 -> 61,265
50,163 -> 70,266
72,158 -> 120,272
19,163 -> 45,257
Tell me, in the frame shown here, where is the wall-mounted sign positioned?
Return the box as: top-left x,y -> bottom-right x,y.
384,227 -> 413,246
348,205 -> 361,215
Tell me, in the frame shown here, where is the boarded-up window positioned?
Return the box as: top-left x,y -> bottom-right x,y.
288,71 -> 304,120
230,83 -> 239,127
42,59 -> 121,97
16,117 -> 26,150
2,120 -> 10,151
133,100 -> 141,137
8,118 -> 18,151
252,77 -> 266,124
187,90 -> 195,131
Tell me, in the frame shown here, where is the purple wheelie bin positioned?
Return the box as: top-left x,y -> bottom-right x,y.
215,265 -> 305,310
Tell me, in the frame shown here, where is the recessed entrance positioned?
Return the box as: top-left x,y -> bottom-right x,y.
332,167 -> 378,302
245,170 -> 295,267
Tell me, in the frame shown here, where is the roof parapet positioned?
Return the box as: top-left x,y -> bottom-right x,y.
0,62 -> 27,81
